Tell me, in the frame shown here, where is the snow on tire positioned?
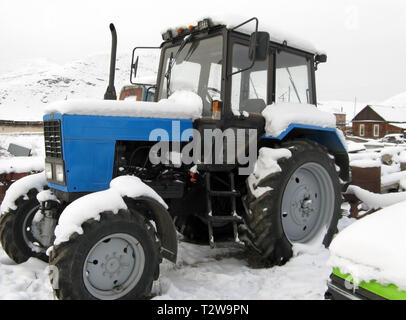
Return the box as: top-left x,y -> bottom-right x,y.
49,209 -> 161,300
244,140 -> 341,266
0,188 -> 48,263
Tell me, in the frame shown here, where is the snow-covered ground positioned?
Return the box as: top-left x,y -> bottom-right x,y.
0,131 -> 360,300
0,214 -> 354,300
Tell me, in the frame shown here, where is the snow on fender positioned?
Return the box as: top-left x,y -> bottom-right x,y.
0,171 -> 47,215
53,175 -> 167,246
261,103 -> 336,137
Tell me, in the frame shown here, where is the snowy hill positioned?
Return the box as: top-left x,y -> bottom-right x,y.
2,51 -> 406,125
318,91 -> 406,124
0,53 -> 158,121
318,100 -> 366,123
382,92 -> 406,108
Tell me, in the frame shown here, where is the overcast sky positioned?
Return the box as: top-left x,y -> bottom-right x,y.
1,0 -> 406,102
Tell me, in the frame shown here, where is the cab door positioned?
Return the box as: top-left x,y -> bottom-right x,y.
221,34 -> 272,173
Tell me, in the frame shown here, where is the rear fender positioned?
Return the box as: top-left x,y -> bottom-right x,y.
263,124 -> 349,181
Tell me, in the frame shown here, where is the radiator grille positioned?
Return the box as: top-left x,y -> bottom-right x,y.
44,120 -> 63,158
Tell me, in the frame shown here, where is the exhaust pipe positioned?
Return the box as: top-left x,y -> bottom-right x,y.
104,23 -> 117,100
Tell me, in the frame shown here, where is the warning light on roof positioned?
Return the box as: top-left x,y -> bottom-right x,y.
197,18 -> 211,30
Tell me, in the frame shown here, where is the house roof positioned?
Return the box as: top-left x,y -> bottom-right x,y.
352,105 -> 406,123
389,122 -> 406,130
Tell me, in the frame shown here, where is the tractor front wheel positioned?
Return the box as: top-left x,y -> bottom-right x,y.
49,210 -> 161,300
0,188 -> 48,263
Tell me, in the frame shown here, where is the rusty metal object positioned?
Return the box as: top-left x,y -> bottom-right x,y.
346,165 -> 381,218
119,85 -> 143,101
343,193 -> 361,218
0,172 -> 31,203
351,165 -> 381,193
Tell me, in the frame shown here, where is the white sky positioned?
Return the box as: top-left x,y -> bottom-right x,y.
1,0 -> 406,102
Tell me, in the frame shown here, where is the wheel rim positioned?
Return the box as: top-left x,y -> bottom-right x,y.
22,205 -> 46,253
281,162 -> 335,244
83,233 -> 145,300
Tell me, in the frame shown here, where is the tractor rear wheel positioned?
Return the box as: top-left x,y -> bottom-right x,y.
243,140 -> 341,266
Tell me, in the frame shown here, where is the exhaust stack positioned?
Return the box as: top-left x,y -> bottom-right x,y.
104,23 -> 117,100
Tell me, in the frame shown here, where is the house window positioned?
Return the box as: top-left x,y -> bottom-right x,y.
373,124 -> 379,137
360,124 -> 365,136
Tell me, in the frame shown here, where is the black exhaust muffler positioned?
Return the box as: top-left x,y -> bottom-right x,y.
104,23 -> 117,100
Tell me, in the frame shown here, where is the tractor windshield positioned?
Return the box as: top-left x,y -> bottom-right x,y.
158,35 -> 223,117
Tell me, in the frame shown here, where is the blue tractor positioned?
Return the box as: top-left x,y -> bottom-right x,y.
0,18 -> 348,299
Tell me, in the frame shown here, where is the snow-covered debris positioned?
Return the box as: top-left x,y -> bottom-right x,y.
399,151 -> 406,163
381,171 -> 406,188
0,172 -> 47,214
349,151 -> 379,162
261,103 -> 337,137
0,133 -> 44,157
247,147 -> 291,198
349,159 -> 381,168
53,176 -> 167,246
347,141 -> 366,153
381,164 -> 400,176
400,179 -> 406,190
328,200 -> 406,290
0,156 -> 44,174
44,90 -> 202,120
346,185 -> 406,210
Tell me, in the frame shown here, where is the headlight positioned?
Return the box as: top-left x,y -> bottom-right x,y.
45,163 -> 52,180
55,164 -> 64,182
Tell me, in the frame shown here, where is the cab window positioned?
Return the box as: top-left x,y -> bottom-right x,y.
275,51 -> 311,104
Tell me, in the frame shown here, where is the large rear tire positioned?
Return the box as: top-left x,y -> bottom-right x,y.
49,210 -> 161,300
0,188 -> 48,263
244,140 -> 341,266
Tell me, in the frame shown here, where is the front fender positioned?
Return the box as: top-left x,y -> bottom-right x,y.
124,197 -> 178,263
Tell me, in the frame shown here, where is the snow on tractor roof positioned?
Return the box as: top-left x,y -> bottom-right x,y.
44,90 -> 203,119
168,14 -> 323,55
328,199 -> 406,290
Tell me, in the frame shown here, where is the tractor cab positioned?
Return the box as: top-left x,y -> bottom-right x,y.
124,18 -> 326,121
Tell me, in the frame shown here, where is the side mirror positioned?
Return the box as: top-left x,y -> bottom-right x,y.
131,56 -> 139,80
130,46 -> 160,85
249,31 -> 270,61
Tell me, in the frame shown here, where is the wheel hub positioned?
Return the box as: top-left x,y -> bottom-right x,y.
281,162 -> 335,243
83,233 -> 145,299
289,185 -> 314,224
